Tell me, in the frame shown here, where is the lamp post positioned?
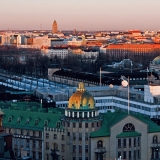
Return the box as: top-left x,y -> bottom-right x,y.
122,77 -> 130,114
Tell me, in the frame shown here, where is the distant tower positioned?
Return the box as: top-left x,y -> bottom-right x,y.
52,20 -> 58,34
73,29 -> 76,35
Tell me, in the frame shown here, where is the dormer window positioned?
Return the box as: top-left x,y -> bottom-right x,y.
57,122 -> 60,128
35,119 -> 38,125
44,120 -> 48,126
17,117 -> 21,123
8,117 -> 12,122
26,118 -> 30,124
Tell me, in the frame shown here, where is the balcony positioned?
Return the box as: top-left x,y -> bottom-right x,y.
95,147 -> 106,154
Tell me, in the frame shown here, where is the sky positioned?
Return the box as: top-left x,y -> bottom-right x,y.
0,0 -> 160,31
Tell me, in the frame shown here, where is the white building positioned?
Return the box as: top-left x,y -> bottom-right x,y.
41,46 -> 69,59
35,84 -> 160,119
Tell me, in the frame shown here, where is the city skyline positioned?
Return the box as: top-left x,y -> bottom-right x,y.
0,0 -> 160,31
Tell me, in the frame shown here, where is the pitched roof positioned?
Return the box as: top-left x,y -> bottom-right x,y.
90,111 -> 160,138
1,102 -> 64,131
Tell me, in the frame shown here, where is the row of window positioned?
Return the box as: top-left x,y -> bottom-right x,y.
46,142 -> 65,152
118,150 -> 140,159
118,137 -> 140,148
8,117 -> 54,127
46,133 -> 65,140
14,150 -> 42,159
72,145 -> 89,153
66,122 -> 101,128
9,128 -> 42,137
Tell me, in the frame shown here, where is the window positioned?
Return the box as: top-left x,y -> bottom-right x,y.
85,123 -> 88,128
26,130 -> 29,136
118,139 -> 121,148
123,151 -> 126,159
73,123 -> 76,128
138,137 -> 140,146
129,151 -> 131,159
17,117 -> 21,123
54,134 -> 57,139
129,138 -> 131,147
8,117 -> 12,122
134,138 -> 136,147
73,133 -> 76,140
33,140 -> 36,148
20,129 -> 23,135
53,143 -> 58,150
79,133 -> 82,141
35,119 -> 38,125
44,120 -> 48,126
33,151 -> 36,159
73,145 -> 76,153
123,139 -> 126,148
46,133 -> 49,139
153,135 -> 158,144
85,133 -> 88,141
92,122 -> 94,128
134,150 -> 136,159
97,140 -> 103,148
62,135 -> 65,140
57,122 -> 60,128
39,152 -> 42,159
85,145 -> 88,153
123,123 -> 135,132
79,145 -> 82,153
61,144 -> 65,152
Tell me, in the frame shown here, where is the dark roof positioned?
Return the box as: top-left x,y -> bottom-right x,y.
52,69 -> 158,85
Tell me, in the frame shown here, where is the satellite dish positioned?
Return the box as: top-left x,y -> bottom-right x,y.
109,84 -> 113,88
121,80 -> 128,87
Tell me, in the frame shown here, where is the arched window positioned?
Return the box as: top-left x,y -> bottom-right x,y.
97,140 -> 103,148
52,143 -> 58,150
153,135 -> 158,144
123,123 -> 135,132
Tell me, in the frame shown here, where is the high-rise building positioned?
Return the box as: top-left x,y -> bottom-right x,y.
52,20 -> 58,34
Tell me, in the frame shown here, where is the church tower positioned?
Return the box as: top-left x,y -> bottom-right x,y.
52,20 -> 58,34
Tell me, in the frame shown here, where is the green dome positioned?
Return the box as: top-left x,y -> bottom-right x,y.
68,83 -> 95,110
152,56 -> 160,65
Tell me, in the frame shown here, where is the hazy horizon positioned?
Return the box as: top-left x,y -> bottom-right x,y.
1,0 -> 160,31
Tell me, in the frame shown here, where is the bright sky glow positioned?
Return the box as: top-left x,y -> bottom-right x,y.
0,0 -> 160,30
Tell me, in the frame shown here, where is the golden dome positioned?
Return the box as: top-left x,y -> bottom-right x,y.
68,83 -> 95,109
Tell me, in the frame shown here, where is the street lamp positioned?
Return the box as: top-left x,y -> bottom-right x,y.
122,78 -> 130,114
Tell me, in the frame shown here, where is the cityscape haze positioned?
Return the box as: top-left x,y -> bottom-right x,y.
1,0 -> 160,30
1,0 -> 160,160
